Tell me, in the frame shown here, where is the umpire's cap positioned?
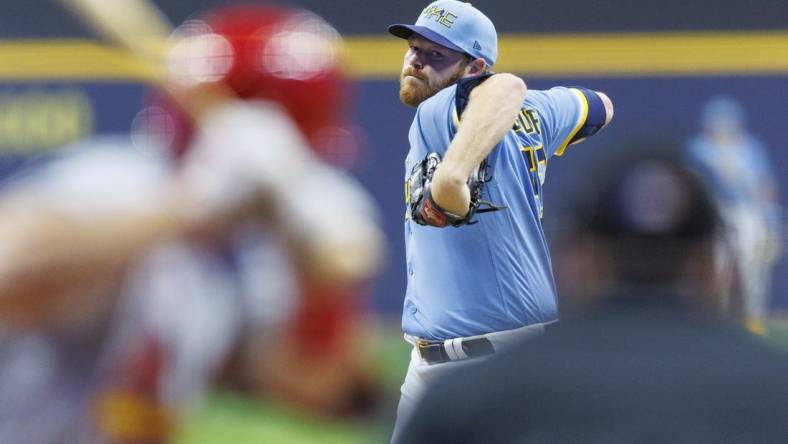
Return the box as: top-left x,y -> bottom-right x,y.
581,150 -> 721,242
575,149 -> 723,283
388,0 -> 498,66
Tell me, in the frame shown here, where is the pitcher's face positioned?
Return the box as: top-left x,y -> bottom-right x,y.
399,34 -> 470,107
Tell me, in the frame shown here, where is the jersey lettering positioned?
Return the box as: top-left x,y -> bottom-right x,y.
513,107 -> 547,218
513,108 -> 541,136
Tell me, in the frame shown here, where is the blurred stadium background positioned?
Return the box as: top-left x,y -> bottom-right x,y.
1,0 -> 787,442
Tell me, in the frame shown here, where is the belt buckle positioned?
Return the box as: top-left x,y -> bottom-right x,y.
416,339 -> 445,364
416,339 -> 433,357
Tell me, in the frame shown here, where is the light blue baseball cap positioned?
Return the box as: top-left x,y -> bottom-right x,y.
388,0 -> 498,66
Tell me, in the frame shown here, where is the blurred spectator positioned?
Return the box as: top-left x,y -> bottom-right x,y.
685,96 -> 783,334
0,4 -> 383,443
396,149 -> 788,443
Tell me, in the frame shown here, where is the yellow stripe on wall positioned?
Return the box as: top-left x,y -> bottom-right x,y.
348,31 -> 788,78
0,40 -> 160,81
1,31 -> 788,81
491,31 -> 788,77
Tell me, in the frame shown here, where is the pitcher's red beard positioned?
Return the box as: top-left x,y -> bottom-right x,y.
399,68 -> 466,107
399,71 -> 431,107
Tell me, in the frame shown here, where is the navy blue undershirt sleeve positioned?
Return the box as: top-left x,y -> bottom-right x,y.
569,87 -> 607,143
454,73 -> 495,118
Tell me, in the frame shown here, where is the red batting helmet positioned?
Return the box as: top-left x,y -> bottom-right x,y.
135,4 -> 357,165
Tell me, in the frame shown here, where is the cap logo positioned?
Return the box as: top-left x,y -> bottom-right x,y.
421,6 -> 458,28
473,40 -> 482,50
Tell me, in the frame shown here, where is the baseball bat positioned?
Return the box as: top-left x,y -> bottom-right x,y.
58,0 -> 171,73
56,0 -> 227,120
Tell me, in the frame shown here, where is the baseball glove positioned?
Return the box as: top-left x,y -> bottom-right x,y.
408,152 -> 506,228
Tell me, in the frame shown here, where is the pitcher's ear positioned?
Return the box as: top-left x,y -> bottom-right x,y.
466,58 -> 487,75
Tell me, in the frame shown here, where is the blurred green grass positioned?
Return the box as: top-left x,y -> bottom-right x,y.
176,316 -> 788,444
174,393 -> 378,444
767,315 -> 788,353
174,323 -> 410,444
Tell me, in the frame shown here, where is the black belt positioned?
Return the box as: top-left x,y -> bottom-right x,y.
416,337 -> 495,364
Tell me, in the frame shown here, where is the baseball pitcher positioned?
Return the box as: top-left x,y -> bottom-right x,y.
387,1 -> 614,440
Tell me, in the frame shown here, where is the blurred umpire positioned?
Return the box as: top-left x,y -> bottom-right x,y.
397,147 -> 788,443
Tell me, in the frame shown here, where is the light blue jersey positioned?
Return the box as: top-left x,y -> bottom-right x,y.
685,134 -> 775,207
685,133 -> 782,249
403,76 -> 607,340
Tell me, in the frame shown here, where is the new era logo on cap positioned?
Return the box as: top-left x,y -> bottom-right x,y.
473,40 -> 481,50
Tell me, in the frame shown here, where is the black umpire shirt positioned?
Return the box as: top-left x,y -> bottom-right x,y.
396,291 -> 788,444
